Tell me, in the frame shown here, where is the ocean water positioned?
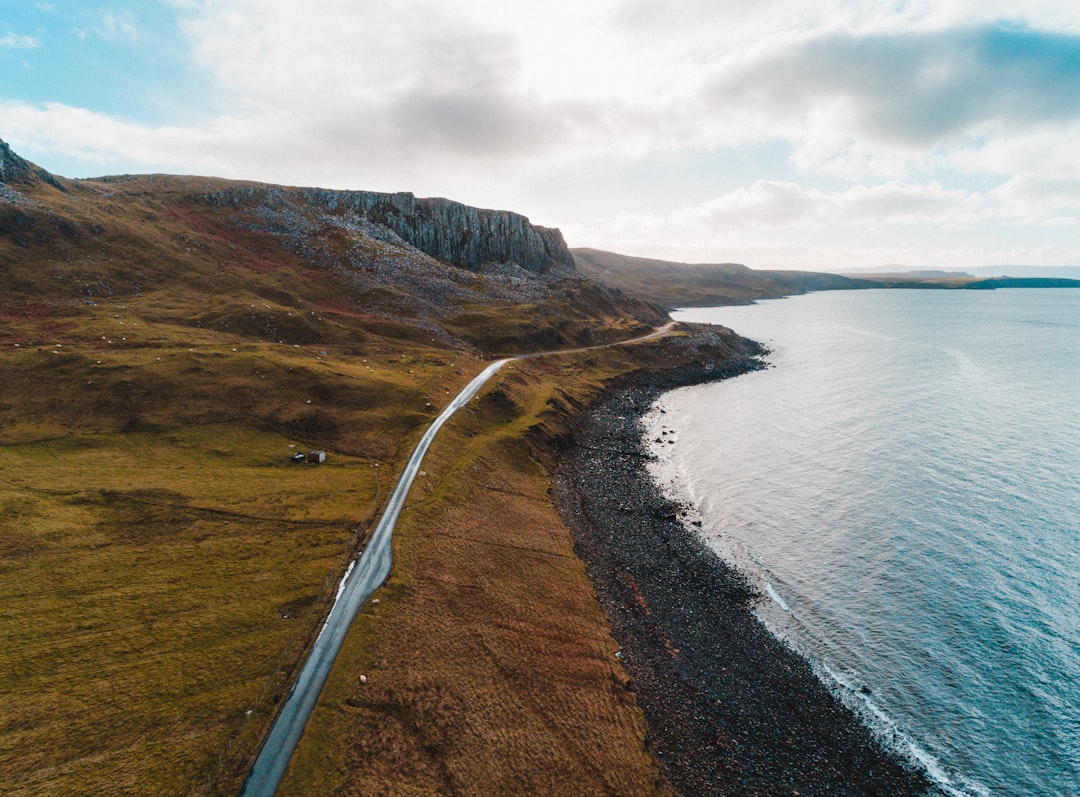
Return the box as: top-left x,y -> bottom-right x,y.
646,290 -> 1080,796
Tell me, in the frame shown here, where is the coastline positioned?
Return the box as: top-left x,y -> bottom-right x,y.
551,357 -> 937,796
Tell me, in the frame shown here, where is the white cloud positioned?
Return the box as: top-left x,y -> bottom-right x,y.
0,33 -> 41,49
72,8 -> 139,43
563,175 -> 1080,269
948,122 -> 1080,178
9,1 -> 1080,269
0,101 -> 241,176
165,0 -> 647,169
703,24 -> 1080,151
565,204 -> 1080,271
99,9 -> 137,40
672,180 -> 987,231
32,3 -> 1080,185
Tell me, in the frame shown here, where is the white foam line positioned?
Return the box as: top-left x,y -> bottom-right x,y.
819,663 -> 988,797
764,580 -> 791,612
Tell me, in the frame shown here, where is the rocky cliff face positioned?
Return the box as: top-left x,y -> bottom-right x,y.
205,186 -> 575,275
2,136 -> 571,274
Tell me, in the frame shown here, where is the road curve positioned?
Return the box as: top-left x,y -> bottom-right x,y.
240,324 -> 675,796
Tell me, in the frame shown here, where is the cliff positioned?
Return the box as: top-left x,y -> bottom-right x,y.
203,185 -> 575,275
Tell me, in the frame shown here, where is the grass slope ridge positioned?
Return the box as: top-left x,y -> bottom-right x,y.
0,140 -> 686,795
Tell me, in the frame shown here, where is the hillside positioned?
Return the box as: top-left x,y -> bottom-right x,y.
573,247 -> 1080,306
573,247 -> 875,307
1,141 -> 664,358
0,139 -> 770,795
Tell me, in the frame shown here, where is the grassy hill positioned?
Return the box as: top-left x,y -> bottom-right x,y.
1,141 -> 767,795
573,247 -> 875,307
571,248 -> 1080,308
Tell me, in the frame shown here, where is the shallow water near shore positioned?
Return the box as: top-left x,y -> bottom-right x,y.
648,290 -> 1080,797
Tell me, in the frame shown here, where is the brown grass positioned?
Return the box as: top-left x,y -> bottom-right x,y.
275,347 -> 687,796
0,425 -> 367,796
572,246 -> 873,307
0,301 -> 485,795
1,163 -> 689,795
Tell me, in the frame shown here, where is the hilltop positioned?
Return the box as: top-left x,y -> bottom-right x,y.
1,139 -> 663,358
1,140 -> 768,796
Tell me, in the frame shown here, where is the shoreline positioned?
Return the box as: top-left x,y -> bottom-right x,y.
551,360 -> 937,796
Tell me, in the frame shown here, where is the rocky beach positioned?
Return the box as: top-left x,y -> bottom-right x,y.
551,356 -> 937,797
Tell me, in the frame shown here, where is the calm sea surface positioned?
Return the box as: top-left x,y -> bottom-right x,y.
647,290 -> 1080,796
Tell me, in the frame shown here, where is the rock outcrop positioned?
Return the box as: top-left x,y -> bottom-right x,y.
0,138 -> 32,185
0,138 -> 66,192
205,186 -> 575,275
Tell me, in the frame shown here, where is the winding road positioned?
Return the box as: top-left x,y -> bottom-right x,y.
240,323 -> 675,796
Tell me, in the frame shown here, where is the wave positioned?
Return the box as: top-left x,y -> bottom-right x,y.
819,663 -> 989,797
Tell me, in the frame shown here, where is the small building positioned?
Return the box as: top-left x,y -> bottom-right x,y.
307,450 -> 327,464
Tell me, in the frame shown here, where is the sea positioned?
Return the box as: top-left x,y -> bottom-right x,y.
645,289 -> 1080,797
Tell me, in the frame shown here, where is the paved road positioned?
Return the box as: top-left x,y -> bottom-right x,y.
240,324 -> 675,796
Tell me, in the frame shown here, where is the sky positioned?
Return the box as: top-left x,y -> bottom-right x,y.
3,1 -> 1080,271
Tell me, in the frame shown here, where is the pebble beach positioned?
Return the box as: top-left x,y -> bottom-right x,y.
551,358 -> 936,797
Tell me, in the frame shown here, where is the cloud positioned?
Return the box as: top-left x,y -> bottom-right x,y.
948,121 -> 1080,176
322,27 -> 574,159
706,24 -> 1080,149
167,2 -> 586,164
8,1 -> 1080,270
82,4 -> 1080,184
675,180 -> 986,230
0,101 -> 243,176
565,198 -> 1080,272
564,163 -> 1080,269
72,8 -> 140,43
99,9 -> 137,40
0,33 -> 41,49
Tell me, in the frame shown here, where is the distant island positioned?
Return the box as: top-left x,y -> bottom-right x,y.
847,264 -> 1080,280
